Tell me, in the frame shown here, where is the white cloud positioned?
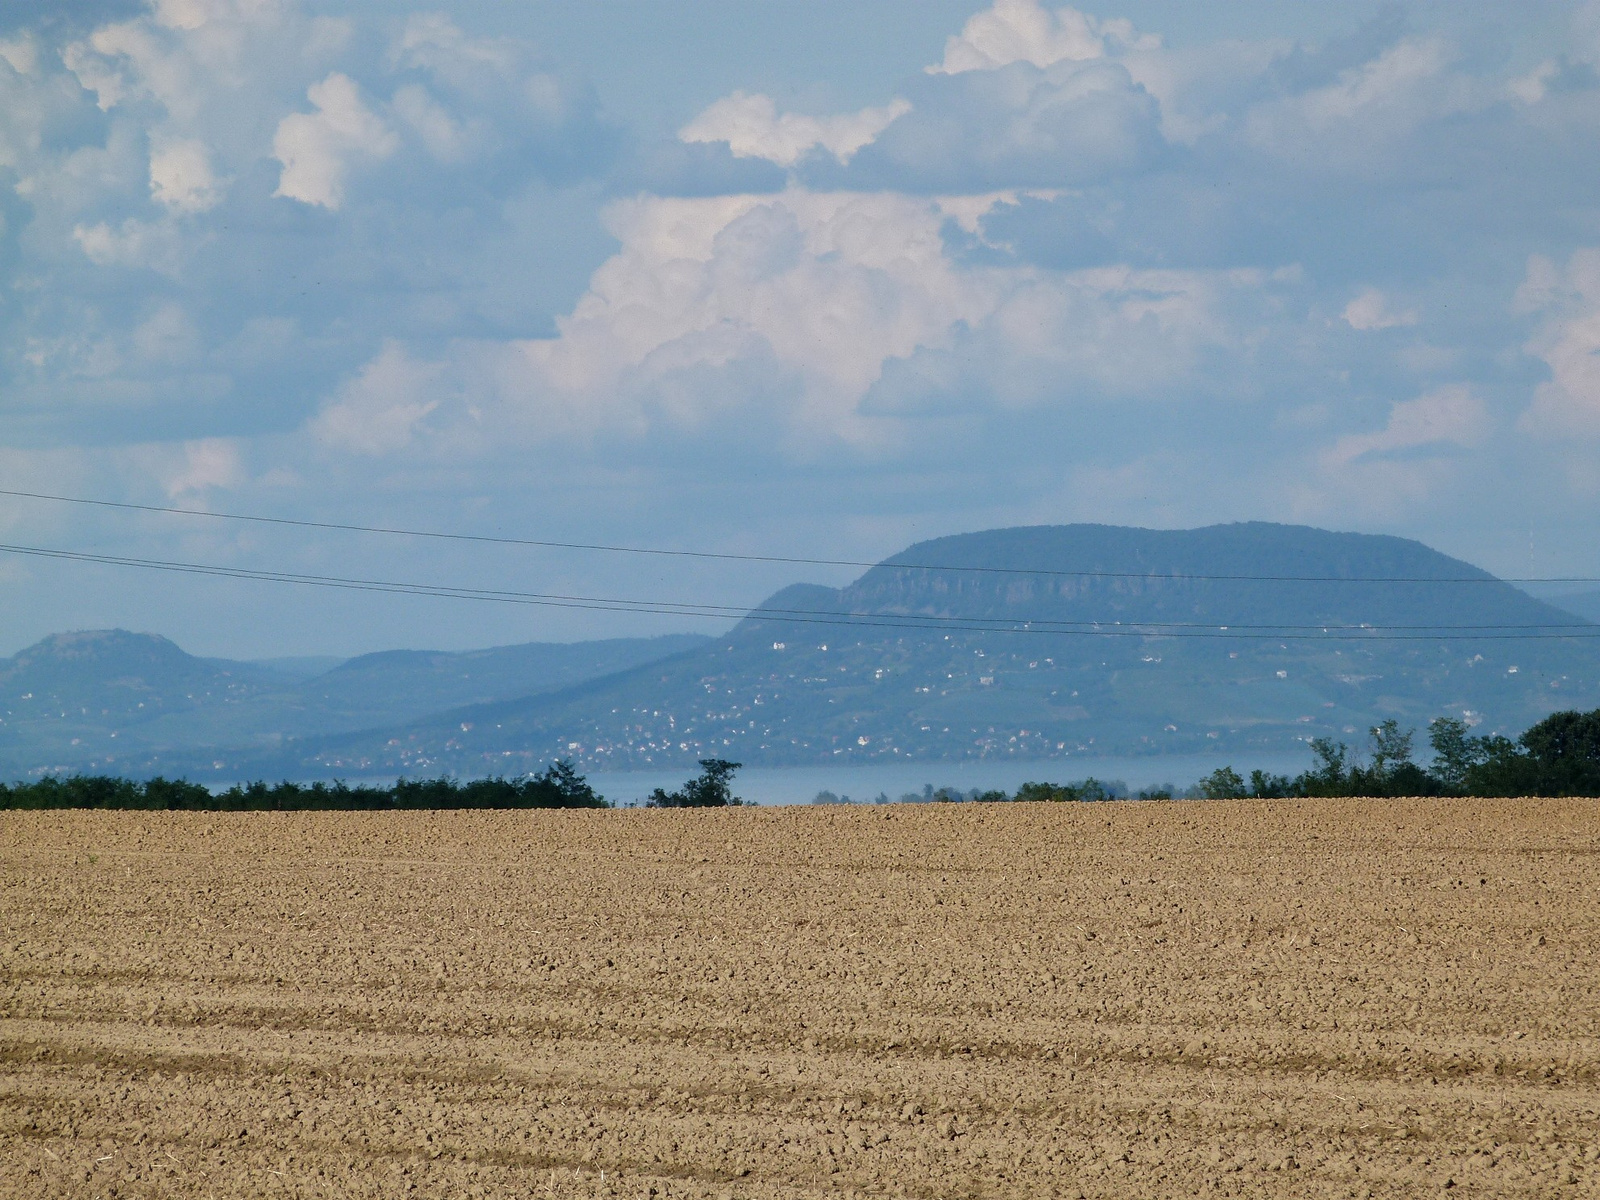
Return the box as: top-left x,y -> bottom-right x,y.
1244,38 -> 1478,166
45,0 -> 358,223
1292,385 -> 1493,520
131,302 -> 203,365
1342,287 -> 1418,331
0,35 -> 39,76
392,83 -> 479,163
493,190 -> 997,445
380,13 -> 601,175
272,72 -> 397,209
1326,385 -> 1489,466
933,190 -> 1060,236
161,437 -> 246,495
679,92 -> 911,168
929,0 -> 1154,75
1517,249 -> 1600,437
838,56 -> 1165,192
72,217 -> 185,275
312,342 -> 442,454
310,189 -> 1276,459
65,1 -> 297,124
389,12 -> 517,83
1508,60 -> 1559,106
149,137 -> 225,212
61,37 -> 128,111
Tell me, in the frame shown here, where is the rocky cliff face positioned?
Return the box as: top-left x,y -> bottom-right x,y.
839,523 -> 1559,629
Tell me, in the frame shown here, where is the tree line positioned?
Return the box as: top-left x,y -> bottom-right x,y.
0,761 -> 606,811
1190,708 -> 1600,799
7,708 -> 1600,809
0,758 -> 754,812
808,708 -> 1600,804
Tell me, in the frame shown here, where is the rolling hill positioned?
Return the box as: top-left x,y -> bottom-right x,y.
0,630 -> 709,777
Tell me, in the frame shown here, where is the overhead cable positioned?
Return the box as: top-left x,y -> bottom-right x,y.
3,540 -> 1597,642
2,487 -> 1595,585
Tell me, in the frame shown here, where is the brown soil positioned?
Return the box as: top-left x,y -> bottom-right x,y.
3,799 -> 1599,1198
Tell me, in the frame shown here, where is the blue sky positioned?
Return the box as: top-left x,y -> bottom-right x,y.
2,0 -> 1599,657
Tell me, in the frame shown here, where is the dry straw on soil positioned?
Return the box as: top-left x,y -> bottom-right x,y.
3,798 -> 1599,1198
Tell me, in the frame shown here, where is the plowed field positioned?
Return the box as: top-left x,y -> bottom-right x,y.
3,799 -> 1599,1198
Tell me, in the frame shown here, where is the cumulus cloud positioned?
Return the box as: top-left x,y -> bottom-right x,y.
148,137 -> 224,212
0,34 -> 39,75
391,82 -> 480,163
929,0 -> 1155,75
131,301 -> 202,364
1243,37 -> 1480,167
311,341 -> 443,454
679,92 -> 911,168
687,0 -> 1172,193
160,437 -> 245,495
272,72 -> 397,209
309,190 -> 1286,461
389,12 -> 517,84
1326,385 -> 1489,466
384,13 -> 614,182
1517,249 -> 1600,437
1342,288 -> 1418,331
63,0 -> 307,123
72,217 -> 185,274
832,57 -> 1165,192
346,191 -> 998,449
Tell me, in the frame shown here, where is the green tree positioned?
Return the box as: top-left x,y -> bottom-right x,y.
1248,769 -> 1293,798
1427,717 -> 1482,792
1520,709 -> 1600,789
1362,719 -> 1435,796
1368,719 -> 1414,775
1304,737 -> 1350,795
1195,766 -> 1246,799
1014,781 -> 1073,803
528,759 -> 607,808
648,759 -> 744,807
1460,734 -> 1542,796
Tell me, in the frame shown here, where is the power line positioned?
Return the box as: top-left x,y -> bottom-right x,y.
2,486 -> 1594,585
3,540 -> 1597,641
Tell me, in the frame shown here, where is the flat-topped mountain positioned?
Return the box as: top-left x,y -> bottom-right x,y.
850,523 -> 1526,626
232,522 -> 1599,779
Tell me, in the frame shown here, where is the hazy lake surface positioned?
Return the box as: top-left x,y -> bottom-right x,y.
589,751 -> 1315,808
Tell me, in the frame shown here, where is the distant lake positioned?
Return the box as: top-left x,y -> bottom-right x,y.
588,750 -> 1315,808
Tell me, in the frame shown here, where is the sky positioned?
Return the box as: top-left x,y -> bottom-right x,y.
2,0 -> 1599,658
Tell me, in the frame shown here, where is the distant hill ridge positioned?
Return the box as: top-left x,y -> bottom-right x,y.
5,522 -> 1596,779
230,521 -> 1599,780
0,630 -> 710,777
